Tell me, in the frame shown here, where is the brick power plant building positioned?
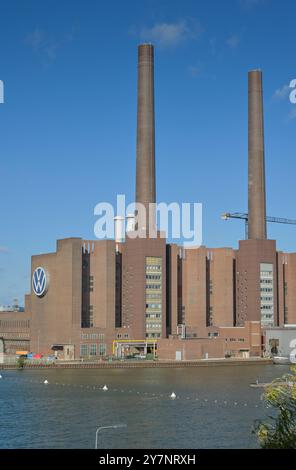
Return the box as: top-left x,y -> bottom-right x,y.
1,44 -> 296,362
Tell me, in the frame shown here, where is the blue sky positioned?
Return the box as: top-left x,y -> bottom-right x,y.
0,0 -> 295,305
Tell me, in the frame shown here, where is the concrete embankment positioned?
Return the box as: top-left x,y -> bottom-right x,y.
0,357 -> 273,370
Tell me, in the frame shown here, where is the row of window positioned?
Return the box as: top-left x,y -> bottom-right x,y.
81,304 -> 94,328
81,333 -> 105,340
226,338 -> 245,342
145,333 -> 161,338
145,265 -> 161,271
146,303 -> 161,309
0,332 -> 30,339
146,293 -> 162,299
146,257 -> 162,338
5,339 -> 29,346
80,343 -> 106,357
146,323 -> 162,330
260,264 -> 274,325
0,320 -> 30,329
81,317 -> 94,328
261,305 -> 273,310
116,333 -> 129,339
260,270 -> 273,276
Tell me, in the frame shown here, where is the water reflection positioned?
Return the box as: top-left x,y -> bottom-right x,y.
0,365 -> 288,449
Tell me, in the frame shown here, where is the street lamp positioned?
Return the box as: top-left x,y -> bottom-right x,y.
95,424 -> 127,449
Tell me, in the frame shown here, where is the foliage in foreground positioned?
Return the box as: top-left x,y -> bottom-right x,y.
254,365 -> 296,449
16,356 -> 25,369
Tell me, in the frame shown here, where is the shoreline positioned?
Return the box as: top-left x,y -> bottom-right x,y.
0,357 -> 273,370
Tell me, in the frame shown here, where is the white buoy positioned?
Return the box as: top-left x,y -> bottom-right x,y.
102,385 -> 108,391
170,392 -> 176,399
44,380 -> 48,384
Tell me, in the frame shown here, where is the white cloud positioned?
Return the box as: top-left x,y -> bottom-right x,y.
25,29 -> 45,51
273,84 -> 291,101
25,29 -> 59,61
188,65 -> 202,78
24,25 -> 77,64
139,19 -> 203,48
226,34 -> 241,49
288,107 -> 296,121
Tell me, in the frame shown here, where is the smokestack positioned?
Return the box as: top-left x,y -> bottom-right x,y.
135,44 -> 156,232
248,70 -> 267,240
126,213 -> 135,232
114,216 -> 125,244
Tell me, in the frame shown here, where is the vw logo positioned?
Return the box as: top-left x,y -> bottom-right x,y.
32,267 -> 48,297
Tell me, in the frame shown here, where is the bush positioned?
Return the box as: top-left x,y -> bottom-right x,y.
16,356 -> 26,369
253,366 -> 296,449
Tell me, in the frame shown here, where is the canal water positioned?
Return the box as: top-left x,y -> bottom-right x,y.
0,364 -> 289,449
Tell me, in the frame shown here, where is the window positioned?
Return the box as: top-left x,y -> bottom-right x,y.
99,344 -> 106,356
260,263 -> 274,326
145,257 -> 162,337
80,344 -> 88,357
209,280 -> 213,295
89,344 -> 97,356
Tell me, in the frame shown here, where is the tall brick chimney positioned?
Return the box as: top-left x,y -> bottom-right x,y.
135,44 -> 156,232
248,70 -> 267,240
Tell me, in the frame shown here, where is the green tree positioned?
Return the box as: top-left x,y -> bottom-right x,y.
16,355 -> 26,369
254,366 -> 296,449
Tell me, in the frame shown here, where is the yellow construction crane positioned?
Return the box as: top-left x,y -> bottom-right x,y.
221,212 -> 296,239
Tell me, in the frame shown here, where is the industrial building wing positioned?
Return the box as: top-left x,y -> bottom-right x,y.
1,44 -> 296,362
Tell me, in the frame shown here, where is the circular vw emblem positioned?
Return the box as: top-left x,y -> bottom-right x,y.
32,267 -> 49,297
